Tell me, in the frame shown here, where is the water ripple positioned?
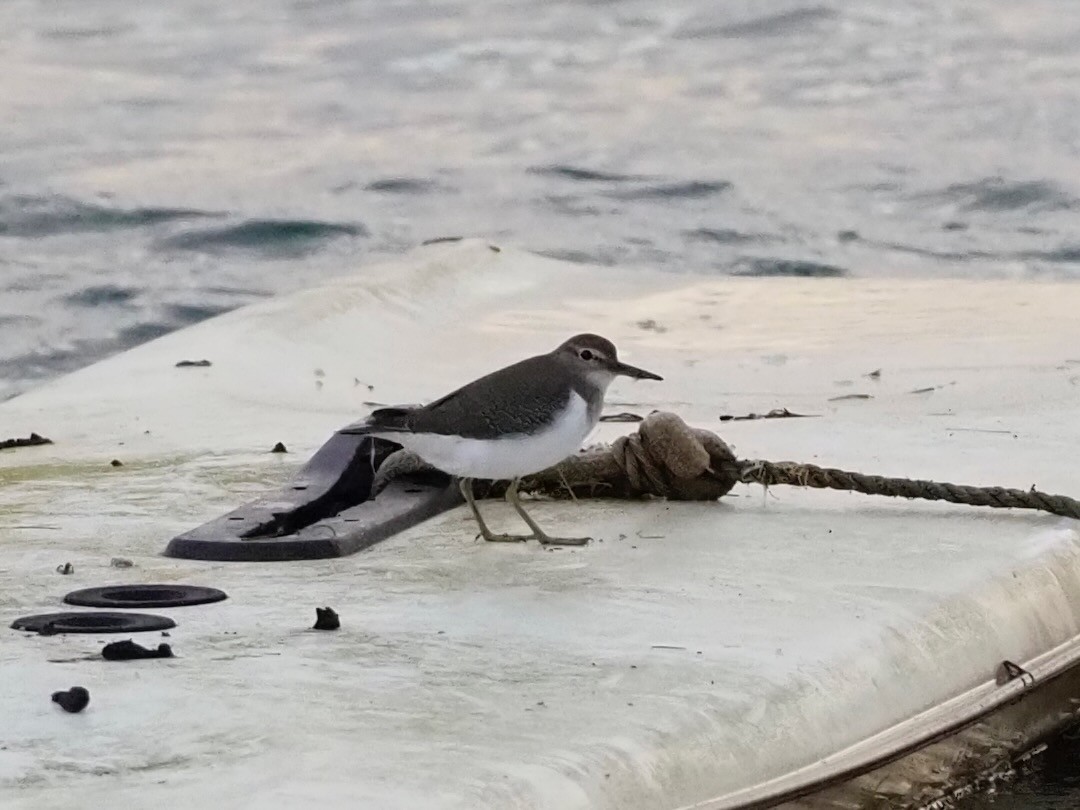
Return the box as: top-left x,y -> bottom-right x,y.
935,178 -> 1078,212
365,178 -> 444,194
734,258 -> 848,277
158,219 -> 367,257
63,285 -> 139,307
528,165 -> 647,183
162,303 -> 233,322
117,322 -> 176,344
1021,246 -> 1080,264
685,227 -> 768,245
675,7 -> 837,40
0,194 -> 216,237
606,181 -> 732,201
529,248 -> 615,266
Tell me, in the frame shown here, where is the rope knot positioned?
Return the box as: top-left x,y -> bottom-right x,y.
606,412 -> 740,500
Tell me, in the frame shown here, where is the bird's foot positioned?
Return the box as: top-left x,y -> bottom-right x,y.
535,534 -> 591,547
478,531 -> 589,546
481,532 -> 531,543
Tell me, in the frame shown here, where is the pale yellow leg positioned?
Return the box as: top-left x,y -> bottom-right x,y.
505,479 -> 590,547
458,478 -> 528,543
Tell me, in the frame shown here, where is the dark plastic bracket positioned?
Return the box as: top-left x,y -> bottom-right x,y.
165,433 -> 461,561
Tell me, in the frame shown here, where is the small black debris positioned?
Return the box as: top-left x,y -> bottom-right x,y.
52,686 -> 90,713
102,640 -> 174,661
636,319 -> 667,333
313,607 -> 340,631
56,562 -> 74,575
420,236 -> 463,246
175,360 -> 212,368
271,442 -> 288,454
719,408 -> 814,422
600,412 -> 644,423
110,459 -> 123,467
0,433 -> 53,451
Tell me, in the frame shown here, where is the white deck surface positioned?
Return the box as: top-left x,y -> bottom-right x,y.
2,241 -> 1079,809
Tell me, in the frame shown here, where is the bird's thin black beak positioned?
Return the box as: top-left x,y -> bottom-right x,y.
612,361 -> 663,381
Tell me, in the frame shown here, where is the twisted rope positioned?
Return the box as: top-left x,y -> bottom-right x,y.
740,461 -> 1080,519
371,412 -> 1080,521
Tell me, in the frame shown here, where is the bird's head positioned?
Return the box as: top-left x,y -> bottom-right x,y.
553,333 -> 663,391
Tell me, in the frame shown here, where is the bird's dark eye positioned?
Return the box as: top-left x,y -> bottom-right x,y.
579,349 -> 594,361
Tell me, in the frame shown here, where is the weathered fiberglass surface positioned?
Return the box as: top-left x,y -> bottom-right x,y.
2,242 -> 1079,809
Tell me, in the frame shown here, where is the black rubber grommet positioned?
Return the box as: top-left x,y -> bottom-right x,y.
11,611 -> 176,635
63,584 -> 227,609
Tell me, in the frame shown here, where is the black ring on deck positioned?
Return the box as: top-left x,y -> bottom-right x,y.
11,611 -> 176,635
63,584 -> 228,609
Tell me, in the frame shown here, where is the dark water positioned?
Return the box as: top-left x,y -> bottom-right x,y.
1,2 -> 1080,803
956,728 -> 1080,810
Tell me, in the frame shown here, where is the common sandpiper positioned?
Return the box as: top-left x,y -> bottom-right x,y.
339,334 -> 662,545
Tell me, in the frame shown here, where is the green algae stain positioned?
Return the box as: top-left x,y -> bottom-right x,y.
0,454 -> 300,529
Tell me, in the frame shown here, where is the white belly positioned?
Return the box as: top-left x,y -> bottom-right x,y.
383,392 -> 594,480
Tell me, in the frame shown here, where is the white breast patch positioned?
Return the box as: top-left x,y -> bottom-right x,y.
387,391 -> 594,480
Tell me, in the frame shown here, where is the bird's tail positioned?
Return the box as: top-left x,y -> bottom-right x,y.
337,406 -> 414,435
